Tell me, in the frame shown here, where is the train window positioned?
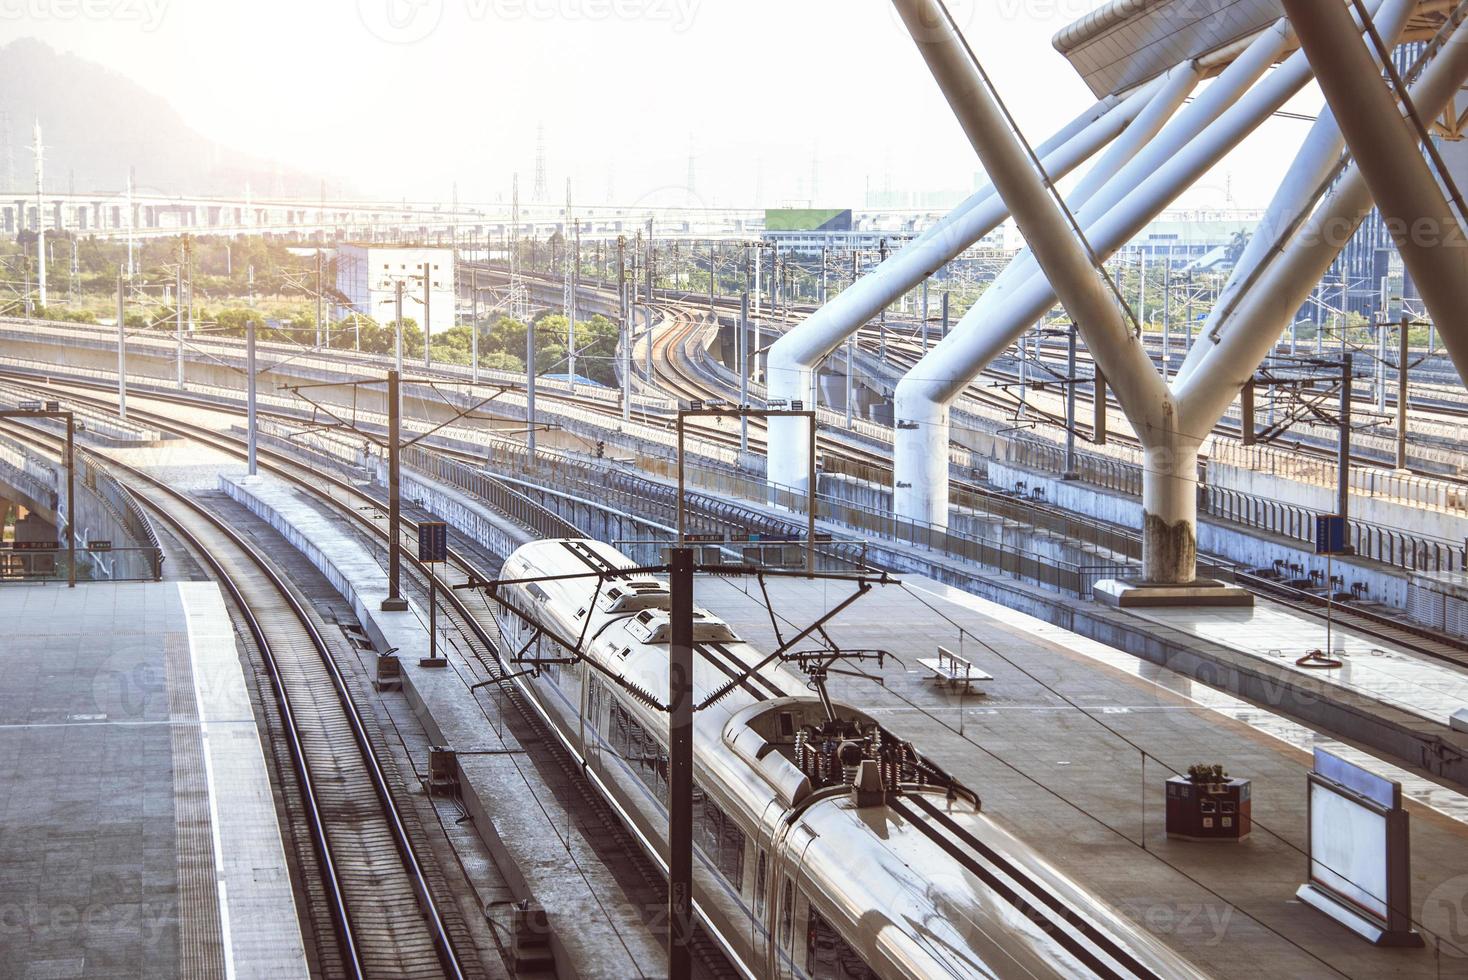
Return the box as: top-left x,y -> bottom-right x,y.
754,850 -> 768,919
779,877 -> 794,951
694,791 -> 745,891
806,906 -> 879,980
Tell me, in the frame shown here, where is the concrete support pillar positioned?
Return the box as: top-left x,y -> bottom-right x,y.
1281,0 -> 1468,386
1142,433 -> 1202,583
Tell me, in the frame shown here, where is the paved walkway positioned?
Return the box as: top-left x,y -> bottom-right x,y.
0,581 -> 307,980
691,572 -> 1468,979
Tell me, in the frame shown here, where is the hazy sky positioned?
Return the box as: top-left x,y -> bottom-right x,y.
4,0 -> 1323,209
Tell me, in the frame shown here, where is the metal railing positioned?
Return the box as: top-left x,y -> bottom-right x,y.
1203,484 -> 1465,573
0,545 -> 161,583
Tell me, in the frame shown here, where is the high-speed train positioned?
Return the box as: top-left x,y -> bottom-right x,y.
492,539 -> 1207,980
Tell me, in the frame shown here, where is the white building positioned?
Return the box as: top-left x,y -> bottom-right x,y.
335,243 -> 457,335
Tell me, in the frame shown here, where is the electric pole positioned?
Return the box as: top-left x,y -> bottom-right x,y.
619,235 -> 630,421
470,268 -> 479,384
1338,353 -> 1352,527
116,272 -> 127,420
382,369 -> 409,611
32,120 -> 45,310
175,240 -> 185,389
316,248 -> 324,348
423,264 -> 432,369
667,546 -> 694,980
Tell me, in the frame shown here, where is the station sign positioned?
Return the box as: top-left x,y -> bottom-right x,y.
1315,515 -> 1348,555
1297,748 -> 1420,946
417,521 -> 448,563
12,540 -> 57,551
790,400 -> 804,412
684,532 -> 725,543
87,541 -> 113,552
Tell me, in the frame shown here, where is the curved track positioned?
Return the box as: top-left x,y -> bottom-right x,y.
4,421 -> 474,980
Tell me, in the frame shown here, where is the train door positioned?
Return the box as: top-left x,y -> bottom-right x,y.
773,827 -> 818,980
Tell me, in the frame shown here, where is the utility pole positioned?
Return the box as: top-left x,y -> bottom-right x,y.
667,546 -> 694,980
739,292 -> 749,454
246,318 -> 258,477
394,279 -> 405,375
32,120 -> 45,310
565,180 -> 577,389
921,278 -> 930,353
820,245 -> 829,306
941,288 -> 950,339
1161,249 -> 1172,380
1397,315 -> 1410,471
527,312 -> 537,456
1063,324 -> 1079,480
316,248 -> 324,348
116,273 -> 127,420
382,369 -> 409,610
877,239 -> 889,360
422,265 -> 432,369
619,236 -> 630,421
470,268 -> 479,384
645,217 -> 654,302
175,243 -> 185,390
1240,378 -> 1256,446
1338,353 -> 1352,526
65,412 -> 74,588
844,334 -> 855,430
707,241 -> 715,313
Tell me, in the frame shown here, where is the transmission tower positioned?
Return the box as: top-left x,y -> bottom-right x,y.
533,124 -> 548,203
509,174 -> 528,321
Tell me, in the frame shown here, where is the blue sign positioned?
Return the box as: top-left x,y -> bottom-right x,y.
417,521 -> 448,563
1315,515 -> 1347,555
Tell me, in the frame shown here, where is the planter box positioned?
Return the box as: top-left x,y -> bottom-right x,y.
1165,776 -> 1251,841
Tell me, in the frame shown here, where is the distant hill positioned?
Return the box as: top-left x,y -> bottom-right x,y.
0,38 -> 345,199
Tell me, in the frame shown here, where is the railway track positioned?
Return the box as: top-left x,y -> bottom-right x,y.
9,381 -> 742,980
15,362 -> 1468,688
4,421 -> 477,980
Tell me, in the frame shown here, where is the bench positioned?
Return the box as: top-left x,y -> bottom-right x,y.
917,645 -> 993,693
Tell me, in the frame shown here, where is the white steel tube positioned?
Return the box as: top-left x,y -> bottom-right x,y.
1175,0 -> 1417,386
895,0 -> 1210,581
893,15 -> 1307,528
1282,0 -> 1468,387
1177,14 -> 1468,434
763,79 -> 1157,492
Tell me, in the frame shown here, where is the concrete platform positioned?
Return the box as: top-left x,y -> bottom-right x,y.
0,581 -> 308,980
1094,577 -> 1255,608
1123,600 -> 1468,729
222,473 -> 668,980
688,572 -> 1468,978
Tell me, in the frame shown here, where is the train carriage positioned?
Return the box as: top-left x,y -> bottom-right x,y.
493,539 -> 1208,980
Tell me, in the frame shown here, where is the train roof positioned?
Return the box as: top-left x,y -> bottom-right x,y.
793,789 -> 1208,980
